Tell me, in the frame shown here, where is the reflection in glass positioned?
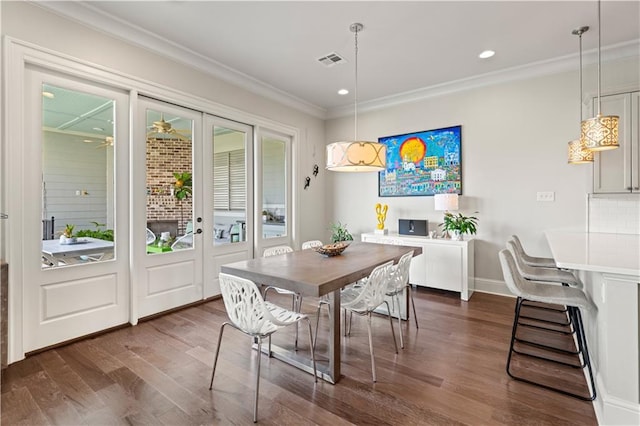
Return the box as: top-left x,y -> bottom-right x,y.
213,126 -> 247,245
41,84 -> 115,268
262,137 -> 287,239
145,109 -> 194,254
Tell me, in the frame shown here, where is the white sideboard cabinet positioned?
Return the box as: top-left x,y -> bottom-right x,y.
361,232 -> 475,301
593,91 -> 640,193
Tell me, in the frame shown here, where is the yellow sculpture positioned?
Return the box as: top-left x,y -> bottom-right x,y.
375,203 -> 388,230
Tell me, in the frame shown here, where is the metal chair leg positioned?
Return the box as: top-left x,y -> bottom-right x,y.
209,322 -> 229,390
394,293 -> 404,349
507,297 -> 596,401
254,337 -> 262,423
383,300 -> 398,354
366,312 -> 377,382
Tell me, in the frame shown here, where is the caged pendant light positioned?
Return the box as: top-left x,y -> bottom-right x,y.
326,23 -> 386,172
581,0 -> 619,152
568,26 -> 594,164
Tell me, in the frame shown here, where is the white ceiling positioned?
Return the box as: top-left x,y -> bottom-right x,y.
36,1 -> 640,118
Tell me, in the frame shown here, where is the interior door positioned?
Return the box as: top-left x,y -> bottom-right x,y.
203,115 -> 254,297
22,67 -> 130,352
134,97 -> 203,318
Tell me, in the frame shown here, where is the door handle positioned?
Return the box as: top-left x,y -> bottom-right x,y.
197,217 -> 203,223
196,228 -> 203,234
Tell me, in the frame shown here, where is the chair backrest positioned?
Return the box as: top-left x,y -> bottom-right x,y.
510,235 -> 534,262
171,232 -> 193,250
219,273 -> 271,335
499,249 -> 595,311
146,228 -> 156,245
392,250 -> 414,291
42,216 -> 55,240
347,261 -> 395,311
498,249 -> 525,298
263,245 -> 293,257
301,240 -> 322,250
506,240 -> 538,277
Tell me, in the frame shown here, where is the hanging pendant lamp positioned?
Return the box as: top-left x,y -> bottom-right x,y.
568,26 -> 594,164
581,0 -> 619,151
326,23 -> 386,172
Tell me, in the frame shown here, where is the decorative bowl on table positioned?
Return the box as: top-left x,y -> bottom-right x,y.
313,241 -> 350,257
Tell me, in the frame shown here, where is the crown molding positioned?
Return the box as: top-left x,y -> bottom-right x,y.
32,1 -> 328,119
327,39 -> 640,119
30,1 -> 639,122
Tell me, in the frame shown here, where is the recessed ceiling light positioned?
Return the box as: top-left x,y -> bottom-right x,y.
92,127 -> 104,132
479,50 -> 495,59
338,89 -> 349,95
83,139 -> 93,143
42,91 -> 55,99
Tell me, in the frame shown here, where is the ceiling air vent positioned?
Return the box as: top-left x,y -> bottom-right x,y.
317,52 -> 346,67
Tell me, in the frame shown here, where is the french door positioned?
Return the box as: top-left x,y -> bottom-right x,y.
203,115 -> 254,298
22,67 -> 130,352
133,97 -> 204,319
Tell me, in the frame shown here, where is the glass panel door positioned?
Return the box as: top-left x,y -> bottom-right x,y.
213,126 -> 247,245
40,84 -> 116,268
261,135 -> 288,239
145,109 -> 194,254
203,115 -> 253,298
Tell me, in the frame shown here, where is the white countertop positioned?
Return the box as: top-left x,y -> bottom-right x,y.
545,231 -> 640,277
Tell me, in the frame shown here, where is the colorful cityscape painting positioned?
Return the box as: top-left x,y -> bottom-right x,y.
378,125 -> 462,197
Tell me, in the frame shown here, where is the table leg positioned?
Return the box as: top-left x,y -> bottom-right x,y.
328,288 -> 341,382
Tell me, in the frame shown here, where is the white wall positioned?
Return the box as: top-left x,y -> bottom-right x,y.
43,131 -> 109,235
1,1 -> 328,245
326,56 -> 640,287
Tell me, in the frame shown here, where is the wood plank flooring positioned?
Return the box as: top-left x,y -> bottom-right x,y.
2,288 -> 597,425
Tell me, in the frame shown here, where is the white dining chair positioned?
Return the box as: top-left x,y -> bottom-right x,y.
301,240 -> 322,250
341,260 -> 397,382
210,273 -> 317,422
262,245 -> 302,349
385,250 -> 417,349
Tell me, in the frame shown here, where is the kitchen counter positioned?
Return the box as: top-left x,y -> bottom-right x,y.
546,230 -> 640,425
545,230 -> 640,276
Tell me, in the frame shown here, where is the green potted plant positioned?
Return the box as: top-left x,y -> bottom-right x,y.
173,171 -> 192,235
60,224 -> 77,244
329,222 -> 354,243
439,212 -> 478,240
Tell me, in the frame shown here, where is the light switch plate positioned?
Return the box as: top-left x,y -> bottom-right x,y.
536,191 -> 555,202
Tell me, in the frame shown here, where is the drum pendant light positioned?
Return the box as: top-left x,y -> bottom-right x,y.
568,26 -> 594,164
581,0 -> 619,151
326,23 -> 386,172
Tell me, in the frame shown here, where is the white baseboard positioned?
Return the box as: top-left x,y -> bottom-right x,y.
474,277 -> 512,297
594,375 -> 640,425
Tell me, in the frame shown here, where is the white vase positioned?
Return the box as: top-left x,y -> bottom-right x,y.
451,230 -> 463,241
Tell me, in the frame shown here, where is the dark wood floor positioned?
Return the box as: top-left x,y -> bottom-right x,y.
2,288 -> 597,425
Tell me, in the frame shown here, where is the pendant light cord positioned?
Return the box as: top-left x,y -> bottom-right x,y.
597,0 -> 601,115
354,25 -> 359,141
579,31 -> 583,120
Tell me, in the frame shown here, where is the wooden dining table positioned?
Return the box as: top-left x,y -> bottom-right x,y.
220,241 -> 421,384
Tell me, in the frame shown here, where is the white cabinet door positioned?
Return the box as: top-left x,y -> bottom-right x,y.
593,92 -> 638,193
424,244 -> 463,292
